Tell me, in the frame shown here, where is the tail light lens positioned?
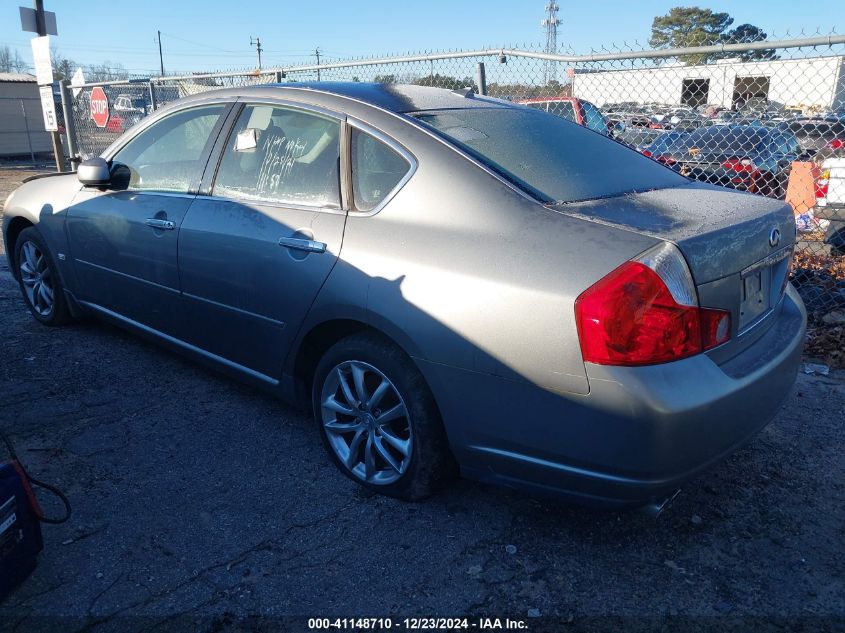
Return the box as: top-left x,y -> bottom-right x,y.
655,154 -> 676,165
575,243 -> 731,366
722,157 -> 757,173
642,150 -> 653,157
827,138 -> 844,151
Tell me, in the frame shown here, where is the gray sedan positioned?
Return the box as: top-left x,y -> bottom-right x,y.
2,83 -> 806,509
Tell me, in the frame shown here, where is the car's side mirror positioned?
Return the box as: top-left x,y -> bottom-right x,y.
77,157 -> 111,187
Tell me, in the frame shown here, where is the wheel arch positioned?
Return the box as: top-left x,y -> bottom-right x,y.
289,315 -> 430,410
3,216 -> 35,280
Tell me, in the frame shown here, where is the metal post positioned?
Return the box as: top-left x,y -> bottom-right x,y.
476,62 -> 487,95
58,79 -> 78,170
157,30 -> 165,75
33,0 -> 65,171
274,70 -> 283,83
148,79 -> 158,112
20,99 -> 35,164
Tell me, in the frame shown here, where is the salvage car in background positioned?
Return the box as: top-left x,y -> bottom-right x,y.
642,124 -> 805,197
519,96 -> 612,136
3,83 -> 805,509
783,118 -> 845,155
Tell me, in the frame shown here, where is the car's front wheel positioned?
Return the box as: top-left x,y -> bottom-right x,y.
14,226 -> 71,326
312,332 -> 455,500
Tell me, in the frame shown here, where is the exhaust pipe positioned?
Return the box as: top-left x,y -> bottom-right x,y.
640,489 -> 681,518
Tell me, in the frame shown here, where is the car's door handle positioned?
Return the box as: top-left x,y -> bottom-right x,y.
145,218 -> 175,230
278,236 -> 327,253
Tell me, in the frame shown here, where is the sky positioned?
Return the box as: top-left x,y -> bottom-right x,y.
2,0 -> 844,75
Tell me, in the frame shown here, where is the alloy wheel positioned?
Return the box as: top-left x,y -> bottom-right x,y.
320,360 -> 413,485
19,240 -> 55,318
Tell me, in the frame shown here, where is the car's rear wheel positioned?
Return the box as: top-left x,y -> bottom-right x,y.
312,332 -> 455,500
14,226 -> 70,326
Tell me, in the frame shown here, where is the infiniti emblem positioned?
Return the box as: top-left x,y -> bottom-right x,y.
769,228 -> 781,248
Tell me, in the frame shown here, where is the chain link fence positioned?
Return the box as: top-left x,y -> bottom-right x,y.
63,33 -> 845,344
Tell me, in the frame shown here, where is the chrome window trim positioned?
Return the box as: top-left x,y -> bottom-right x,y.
199,194 -> 345,216
207,99 -> 346,212
346,118 -> 418,217
78,187 -> 199,200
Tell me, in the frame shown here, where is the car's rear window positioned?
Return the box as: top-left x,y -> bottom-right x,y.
410,107 -> 684,203
788,122 -> 845,137
664,127 -> 770,153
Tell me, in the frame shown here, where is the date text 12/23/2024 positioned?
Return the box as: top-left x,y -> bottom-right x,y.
307,617 -> 530,630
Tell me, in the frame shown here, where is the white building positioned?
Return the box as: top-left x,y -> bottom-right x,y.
572,55 -> 845,112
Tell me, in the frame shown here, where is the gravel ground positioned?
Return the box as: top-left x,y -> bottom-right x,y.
1,166 -> 844,632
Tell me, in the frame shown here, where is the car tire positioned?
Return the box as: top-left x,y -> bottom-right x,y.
312,331 -> 456,500
14,226 -> 71,326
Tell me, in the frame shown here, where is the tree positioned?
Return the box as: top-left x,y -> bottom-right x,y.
374,74 -> 397,84
0,45 -> 28,74
51,49 -> 76,80
649,7 -> 733,64
723,24 -> 778,61
84,61 -> 129,83
412,73 -> 476,91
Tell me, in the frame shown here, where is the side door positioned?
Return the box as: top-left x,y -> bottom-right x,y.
66,103 -> 231,336
177,102 -> 347,379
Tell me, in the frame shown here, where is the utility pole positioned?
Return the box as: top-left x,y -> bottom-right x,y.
250,36 -> 263,70
315,47 -> 321,81
157,30 -> 164,75
33,0 -> 65,171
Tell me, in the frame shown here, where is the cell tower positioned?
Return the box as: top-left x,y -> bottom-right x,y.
541,2 -> 560,84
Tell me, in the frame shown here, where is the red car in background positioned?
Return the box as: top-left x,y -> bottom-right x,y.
518,97 -> 612,136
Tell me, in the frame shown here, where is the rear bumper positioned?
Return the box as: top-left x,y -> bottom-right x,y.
419,285 -> 806,507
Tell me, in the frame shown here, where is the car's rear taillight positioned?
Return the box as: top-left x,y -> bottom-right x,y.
827,138 -> 844,151
655,154 -> 676,165
575,243 -> 730,366
722,157 -> 757,173
641,150 -> 653,157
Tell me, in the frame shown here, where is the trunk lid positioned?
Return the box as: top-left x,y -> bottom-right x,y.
552,181 -> 796,353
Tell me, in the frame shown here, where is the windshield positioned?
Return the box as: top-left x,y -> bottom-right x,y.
410,107 -> 684,203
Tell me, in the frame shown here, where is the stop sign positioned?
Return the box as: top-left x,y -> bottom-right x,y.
89,87 -> 109,128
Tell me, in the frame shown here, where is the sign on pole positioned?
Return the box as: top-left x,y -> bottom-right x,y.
19,7 -> 58,35
39,85 -> 58,132
90,87 -> 110,128
71,67 -> 86,98
31,36 -> 53,86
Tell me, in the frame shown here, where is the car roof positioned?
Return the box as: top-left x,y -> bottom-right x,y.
181,82 -> 520,114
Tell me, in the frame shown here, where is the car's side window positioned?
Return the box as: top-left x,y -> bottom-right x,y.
110,104 -> 225,193
525,102 -> 548,112
351,129 -> 411,212
547,101 -> 577,122
212,104 -> 341,208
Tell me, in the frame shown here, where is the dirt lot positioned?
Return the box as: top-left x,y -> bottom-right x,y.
1,166 -> 844,631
